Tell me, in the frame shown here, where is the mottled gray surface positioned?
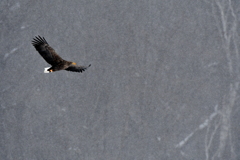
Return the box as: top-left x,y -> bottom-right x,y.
1,0 -> 240,159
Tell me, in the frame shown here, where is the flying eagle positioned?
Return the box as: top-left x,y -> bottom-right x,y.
32,35 -> 91,73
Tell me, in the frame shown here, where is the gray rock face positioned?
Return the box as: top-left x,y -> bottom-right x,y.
1,0 -> 240,159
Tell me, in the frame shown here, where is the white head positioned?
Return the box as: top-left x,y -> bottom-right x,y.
44,67 -> 51,73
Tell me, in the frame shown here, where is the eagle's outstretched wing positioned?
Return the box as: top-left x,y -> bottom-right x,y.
65,64 -> 91,72
32,35 -> 64,65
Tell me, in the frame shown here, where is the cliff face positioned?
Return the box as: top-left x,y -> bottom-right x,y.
1,0 -> 240,160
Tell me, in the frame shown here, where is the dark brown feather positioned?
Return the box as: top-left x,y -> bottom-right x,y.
32,35 -> 64,66
65,64 -> 91,72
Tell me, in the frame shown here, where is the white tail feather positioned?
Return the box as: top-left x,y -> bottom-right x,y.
44,67 -> 51,73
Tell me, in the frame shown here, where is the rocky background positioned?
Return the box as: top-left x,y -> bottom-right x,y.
1,0 -> 240,159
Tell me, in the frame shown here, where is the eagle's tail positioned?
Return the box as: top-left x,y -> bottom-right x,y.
44,67 -> 51,73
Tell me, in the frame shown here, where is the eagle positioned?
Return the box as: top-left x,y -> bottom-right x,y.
32,35 -> 91,73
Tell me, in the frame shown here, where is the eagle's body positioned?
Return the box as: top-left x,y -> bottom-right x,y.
32,36 -> 91,73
